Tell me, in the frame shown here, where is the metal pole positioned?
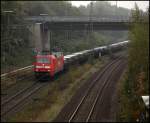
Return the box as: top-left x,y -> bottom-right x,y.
116,1 -> 118,19
90,2 -> 93,42
3,11 -> 14,34
3,10 -> 14,71
89,2 -> 94,64
50,30 -> 51,53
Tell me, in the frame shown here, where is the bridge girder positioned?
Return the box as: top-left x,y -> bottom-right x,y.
44,22 -> 130,30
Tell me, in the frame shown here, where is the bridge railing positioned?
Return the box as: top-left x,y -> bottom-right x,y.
24,16 -> 130,22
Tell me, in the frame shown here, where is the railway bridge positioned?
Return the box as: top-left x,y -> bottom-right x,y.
24,16 -> 131,52
25,16 -> 131,30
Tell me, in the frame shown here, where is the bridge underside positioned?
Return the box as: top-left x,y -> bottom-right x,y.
44,22 -> 130,30
30,21 -> 130,53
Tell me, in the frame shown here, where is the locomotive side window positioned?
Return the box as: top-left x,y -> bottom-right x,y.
52,52 -> 62,57
37,57 -> 50,64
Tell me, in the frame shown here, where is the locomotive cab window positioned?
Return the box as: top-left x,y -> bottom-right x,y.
37,57 -> 50,64
52,52 -> 62,57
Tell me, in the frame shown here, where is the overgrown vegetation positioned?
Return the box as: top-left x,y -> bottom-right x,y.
118,4 -> 149,121
1,1 -> 33,73
7,58 -> 106,122
1,1 -> 129,73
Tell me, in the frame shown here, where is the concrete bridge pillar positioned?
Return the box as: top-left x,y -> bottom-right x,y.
31,23 -> 43,52
29,23 -> 50,53
41,25 -> 50,52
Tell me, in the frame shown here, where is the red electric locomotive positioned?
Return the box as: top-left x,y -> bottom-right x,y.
33,51 -> 64,79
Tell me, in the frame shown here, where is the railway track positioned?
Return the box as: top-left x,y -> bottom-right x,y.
1,68 -> 34,91
1,76 -> 48,121
1,74 -> 35,93
54,57 -> 126,122
86,60 -> 126,122
1,65 -> 33,78
1,55 -> 126,122
88,61 -> 126,122
68,58 -> 124,122
1,82 -> 38,106
1,73 -> 36,104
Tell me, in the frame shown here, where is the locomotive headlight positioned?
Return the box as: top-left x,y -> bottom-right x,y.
45,66 -> 50,69
36,66 -> 44,68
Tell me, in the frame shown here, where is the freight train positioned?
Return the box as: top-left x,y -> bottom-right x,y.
33,40 -> 129,79
33,51 -> 64,79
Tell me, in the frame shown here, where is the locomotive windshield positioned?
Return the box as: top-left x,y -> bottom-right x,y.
37,57 -> 50,64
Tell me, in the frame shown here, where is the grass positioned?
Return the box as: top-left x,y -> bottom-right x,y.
116,69 -> 147,122
7,58 -> 107,122
116,69 -> 131,121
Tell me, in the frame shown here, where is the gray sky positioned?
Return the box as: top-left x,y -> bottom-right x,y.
71,1 -> 149,11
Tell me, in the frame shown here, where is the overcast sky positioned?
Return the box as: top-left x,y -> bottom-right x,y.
71,1 -> 149,11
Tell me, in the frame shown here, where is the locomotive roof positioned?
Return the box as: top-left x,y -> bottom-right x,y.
36,54 -> 52,57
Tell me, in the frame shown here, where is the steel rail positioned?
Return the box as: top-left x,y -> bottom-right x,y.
86,60 -> 126,122
1,73 -> 34,92
1,84 -> 45,117
1,65 -> 33,77
1,74 -> 49,117
68,57 -> 122,122
1,82 -> 38,106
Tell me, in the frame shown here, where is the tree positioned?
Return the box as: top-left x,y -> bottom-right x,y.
125,3 -> 149,121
